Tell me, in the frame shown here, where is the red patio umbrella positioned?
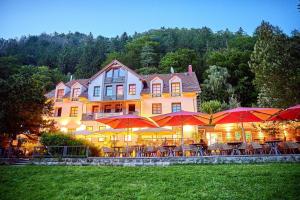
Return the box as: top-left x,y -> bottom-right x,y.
151,111 -> 210,154
96,114 -> 158,146
268,104 -> 300,121
212,107 -> 280,142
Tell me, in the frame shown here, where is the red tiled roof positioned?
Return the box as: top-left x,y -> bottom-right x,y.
140,72 -> 200,94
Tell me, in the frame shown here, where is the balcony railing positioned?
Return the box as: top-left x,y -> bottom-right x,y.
103,95 -> 124,101
82,111 -> 139,120
104,76 -> 125,84
152,93 -> 162,97
71,97 -> 79,101
171,92 -> 181,97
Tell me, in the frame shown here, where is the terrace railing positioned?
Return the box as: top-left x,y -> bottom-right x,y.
32,146 -> 89,158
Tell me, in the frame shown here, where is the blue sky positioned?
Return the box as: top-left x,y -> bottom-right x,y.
0,0 -> 299,39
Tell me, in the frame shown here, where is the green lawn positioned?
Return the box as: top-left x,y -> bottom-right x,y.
0,164 -> 299,200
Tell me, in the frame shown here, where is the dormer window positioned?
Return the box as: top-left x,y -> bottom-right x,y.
56,89 -> 64,99
152,83 -> 161,97
72,88 -> 80,98
171,82 -> 181,96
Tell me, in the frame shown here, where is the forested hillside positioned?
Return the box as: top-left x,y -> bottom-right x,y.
0,21 -> 299,108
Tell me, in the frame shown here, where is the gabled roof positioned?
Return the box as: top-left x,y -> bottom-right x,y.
141,72 -> 200,94
65,79 -> 89,88
89,60 -> 143,81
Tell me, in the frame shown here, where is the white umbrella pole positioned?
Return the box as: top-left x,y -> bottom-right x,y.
181,116 -> 184,157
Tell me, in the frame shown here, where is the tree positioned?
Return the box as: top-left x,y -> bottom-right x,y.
201,65 -> 235,103
140,43 -> 158,68
205,49 -> 257,106
159,48 -> 199,73
249,21 -> 300,107
200,100 -> 222,114
0,66 -> 54,138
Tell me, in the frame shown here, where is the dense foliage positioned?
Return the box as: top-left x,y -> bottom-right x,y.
40,132 -> 85,146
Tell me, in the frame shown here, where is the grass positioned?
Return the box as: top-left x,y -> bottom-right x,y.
0,164 -> 299,200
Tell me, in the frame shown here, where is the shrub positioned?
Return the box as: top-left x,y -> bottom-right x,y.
40,132 -> 100,156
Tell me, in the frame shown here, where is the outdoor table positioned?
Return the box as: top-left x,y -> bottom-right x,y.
131,145 -> 145,157
265,140 -> 282,155
112,146 -> 124,157
163,145 -> 176,157
227,141 -> 243,155
190,143 -> 206,156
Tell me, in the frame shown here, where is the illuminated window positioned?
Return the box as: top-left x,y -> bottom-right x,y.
86,126 -> 93,131
72,88 -> 80,98
124,135 -> 132,142
171,82 -> 180,96
152,83 -> 161,97
172,103 -> 181,112
70,107 -> 78,117
152,103 -> 162,114
116,85 -> 124,96
56,89 -> 64,99
99,126 -> 106,131
106,86 -> 113,96
93,86 -> 100,97
92,106 -> 99,113
98,137 -> 105,142
115,104 -> 122,112
104,105 -> 111,113
129,84 -> 136,95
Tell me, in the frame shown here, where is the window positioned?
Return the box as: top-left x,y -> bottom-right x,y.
152,103 -> 162,114
70,107 -> 78,117
105,86 -> 113,96
115,104 -> 122,112
113,68 -> 119,78
72,88 -> 80,98
99,126 -> 106,131
116,85 -> 124,96
172,103 -> 181,113
112,68 -> 125,78
56,89 -> 64,99
54,107 -> 62,117
128,104 -> 135,114
152,83 -> 161,97
129,84 -> 136,95
93,86 -> 100,97
104,105 -> 111,113
124,135 -> 132,142
92,106 -> 99,113
86,126 -> 93,131
171,82 -> 180,96
106,69 -> 113,78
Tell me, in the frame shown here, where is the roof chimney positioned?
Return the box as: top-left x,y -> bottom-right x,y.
188,65 -> 193,75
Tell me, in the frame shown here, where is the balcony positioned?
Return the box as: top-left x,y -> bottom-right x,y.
171,92 -> 181,97
104,76 -> 125,84
82,111 -> 139,121
103,95 -> 124,101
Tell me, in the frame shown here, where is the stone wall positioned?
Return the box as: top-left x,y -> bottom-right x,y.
31,155 -> 300,166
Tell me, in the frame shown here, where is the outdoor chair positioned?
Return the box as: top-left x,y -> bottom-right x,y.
157,146 -> 168,157
102,147 -> 115,157
207,143 -> 220,155
174,146 -> 183,156
262,143 -> 271,154
144,146 -> 157,157
121,147 -> 133,157
250,142 -> 263,154
281,142 -> 299,154
238,143 -> 251,155
220,143 -> 232,155
182,144 -> 194,156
